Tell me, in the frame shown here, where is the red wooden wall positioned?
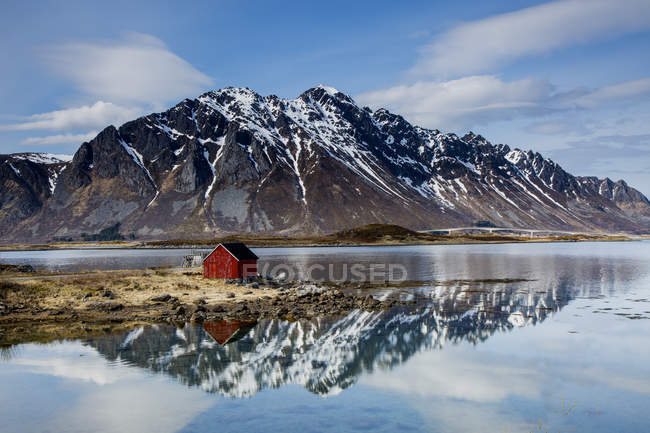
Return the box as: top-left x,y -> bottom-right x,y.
203,246 -> 258,279
203,245 -> 239,278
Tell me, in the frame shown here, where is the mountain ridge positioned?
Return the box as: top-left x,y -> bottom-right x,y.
1,85 -> 649,242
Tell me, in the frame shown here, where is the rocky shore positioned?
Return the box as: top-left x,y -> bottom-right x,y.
0,269 -> 420,346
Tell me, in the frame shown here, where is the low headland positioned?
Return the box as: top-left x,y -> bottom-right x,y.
0,267 -> 463,346
0,264 -> 533,346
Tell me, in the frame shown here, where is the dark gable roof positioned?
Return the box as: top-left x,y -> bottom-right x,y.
220,242 -> 258,261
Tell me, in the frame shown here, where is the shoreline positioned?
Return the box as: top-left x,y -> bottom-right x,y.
0,234 -> 640,252
0,268 -> 432,346
0,267 -> 534,346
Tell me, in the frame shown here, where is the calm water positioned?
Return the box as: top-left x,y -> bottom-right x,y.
2,241 -> 648,281
1,242 -> 650,432
0,247 -> 204,272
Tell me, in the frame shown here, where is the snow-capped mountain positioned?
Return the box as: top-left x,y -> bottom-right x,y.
85,282 -> 574,398
1,85 -> 648,241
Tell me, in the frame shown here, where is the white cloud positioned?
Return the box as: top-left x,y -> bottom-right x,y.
19,132 -> 98,146
360,349 -> 540,403
357,75 -> 554,130
548,133 -> 650,195
5,341 -> 214,433
356,76 -> 650,131
51,380 -> 214,433
567,133 -> 650,150
0,101 -> 141,132
525,119 -> 592,136
43,32 -> 214,106
570,78 -> 650,109
0,32 -> 214,152
9,343 -> 139,385
412,0 -> 650,77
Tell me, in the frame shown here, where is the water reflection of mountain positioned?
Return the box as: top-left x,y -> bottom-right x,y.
86,282 -> 580,398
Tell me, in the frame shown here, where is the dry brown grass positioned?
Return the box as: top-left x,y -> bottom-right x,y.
3,269 -> 277,311
534,234 -> 630,242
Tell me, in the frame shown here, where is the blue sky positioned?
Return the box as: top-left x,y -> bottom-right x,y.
1,0 -> 649,194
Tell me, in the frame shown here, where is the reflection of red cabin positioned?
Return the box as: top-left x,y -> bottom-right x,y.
204,320 -> 257,345
203,242 -> 258,279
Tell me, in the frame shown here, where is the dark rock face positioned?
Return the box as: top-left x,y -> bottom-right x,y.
0,154 -> 67,232
1,85 -> 649,242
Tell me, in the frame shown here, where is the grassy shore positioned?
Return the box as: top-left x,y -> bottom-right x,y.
0,264 -> 540,346
0,267 -> 417,346
1,268 -> 272,311
0,268 -> 273,345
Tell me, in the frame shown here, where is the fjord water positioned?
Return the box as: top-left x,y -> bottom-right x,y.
2,242 -> 650,433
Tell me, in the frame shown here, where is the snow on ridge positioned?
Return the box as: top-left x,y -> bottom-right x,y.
506,160 -> 570,211
118,138 -> 159,207
160,85 -> 591,218
458,159 -> 478,173
284,142 -> 307,206
154,121 -> 195,141
8,162 -> 20,176
399,176 -> 434,199
242,144 -> 260,174
488,178 -> 522,211
505,149 -> 526,166
315,84 -> 341,95
11,153 -> 73,164
48,174 -> 56,194
204,137 -> 226,202
194,88 -> 421,200
119,139 -> 155,185
428,176 -> 456,208
120,327 -> 144,349
199,87 -> 446,203
48,165 -> 66,195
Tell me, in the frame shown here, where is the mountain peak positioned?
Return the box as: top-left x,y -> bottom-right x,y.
299,85 -> 353,104
2,84 -> 649,242
201,87 -> 263,101
462,131 -> 488,143
314,84 -> 341,95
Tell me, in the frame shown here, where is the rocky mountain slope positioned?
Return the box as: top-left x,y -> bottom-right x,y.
1,86 -> 648,242
0,153 -> 69,234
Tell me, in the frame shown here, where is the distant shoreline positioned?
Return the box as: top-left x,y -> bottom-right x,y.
0,234 -> 642,252
1,223 -> 646,251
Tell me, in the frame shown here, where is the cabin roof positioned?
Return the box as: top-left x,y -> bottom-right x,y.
207,242 -> 258,261
204,320 -> 257,345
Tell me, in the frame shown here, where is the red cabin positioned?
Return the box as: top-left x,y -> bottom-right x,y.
203,242 -> 258,279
